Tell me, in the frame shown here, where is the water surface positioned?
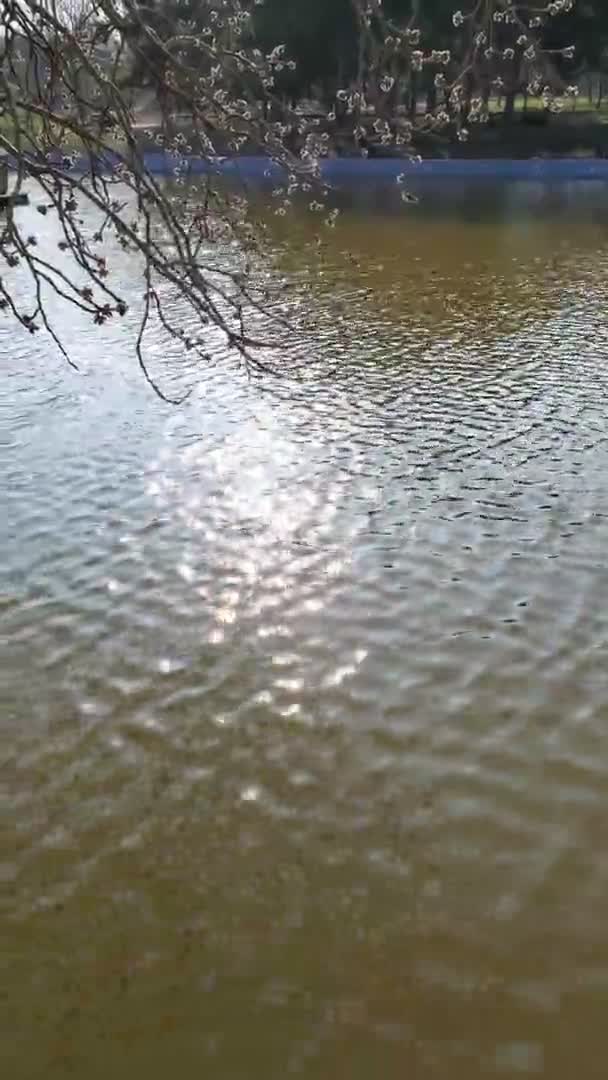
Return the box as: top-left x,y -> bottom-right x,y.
3,182 -> 608,1078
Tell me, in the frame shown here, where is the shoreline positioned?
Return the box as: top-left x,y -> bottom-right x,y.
16,152 -> 608,182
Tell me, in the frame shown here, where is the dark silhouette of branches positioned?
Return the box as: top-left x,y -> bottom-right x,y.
0,1 -> 576,397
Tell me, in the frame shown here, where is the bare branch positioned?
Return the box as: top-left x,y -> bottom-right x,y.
0,0 -> 577,396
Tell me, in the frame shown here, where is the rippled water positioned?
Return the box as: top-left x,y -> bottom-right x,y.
4,182 -> 608,1078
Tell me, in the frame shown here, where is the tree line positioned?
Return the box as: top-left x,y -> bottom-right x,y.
123,1 -> 608,120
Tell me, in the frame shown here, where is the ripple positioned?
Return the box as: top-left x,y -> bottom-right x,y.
4,187 -> 608,1077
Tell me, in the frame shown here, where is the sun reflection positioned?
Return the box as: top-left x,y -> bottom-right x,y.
240,785 -> 261,802
144,395 -> 361,660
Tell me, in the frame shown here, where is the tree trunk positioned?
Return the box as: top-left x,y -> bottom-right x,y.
462,70 -> 474,123
408,71 -> 418,121
426,81 -> 437,115
503,59 -> 519,125
503,89 -> 516,124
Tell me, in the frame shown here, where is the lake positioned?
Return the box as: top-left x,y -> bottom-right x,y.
3,180 -> 608,1078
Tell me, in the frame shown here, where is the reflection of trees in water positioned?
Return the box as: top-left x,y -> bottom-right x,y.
330,180 -> 608,225
248,186 -> 608,378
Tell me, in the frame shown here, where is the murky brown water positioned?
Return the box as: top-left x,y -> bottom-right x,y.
4,182 -> 608,1078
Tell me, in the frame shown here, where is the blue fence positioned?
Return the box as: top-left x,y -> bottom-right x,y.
123,153 -> 608,182
11,151 -> 608,183
197,155 -> 608,182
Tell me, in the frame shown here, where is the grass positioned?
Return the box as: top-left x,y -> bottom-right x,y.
487,94 -> 608,118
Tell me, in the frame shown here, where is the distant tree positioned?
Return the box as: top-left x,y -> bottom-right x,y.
540,0 -> 608,99
252,0 -> 358,104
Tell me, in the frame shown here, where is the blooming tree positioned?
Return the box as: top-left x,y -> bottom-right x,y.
0,0 -> 576,397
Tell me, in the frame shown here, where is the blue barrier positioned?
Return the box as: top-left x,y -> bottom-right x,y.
186,155 -> 608,182
122,153 -> 608,182
11,151 -> 608,182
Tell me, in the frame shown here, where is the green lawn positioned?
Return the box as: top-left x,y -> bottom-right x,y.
487,94 -> 608,117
